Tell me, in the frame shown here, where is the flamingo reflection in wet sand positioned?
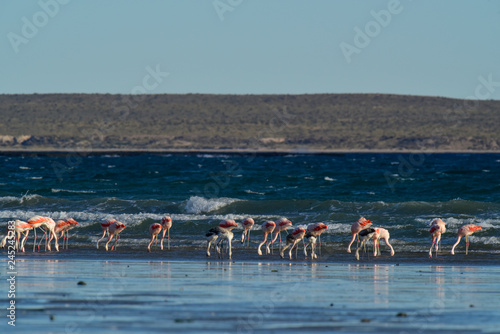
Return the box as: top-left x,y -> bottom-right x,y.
280,227 -> 306,260
97,219 -> 126,251
429,218 -> 446,258
205,219 -> 238,259
240,218 -> 255,246
271,218 -> 292,252
451,224 -> 482,255
148,223 -> 162,252
257,221 -> 276,256
355,228 -> 377,260
160,216 -> 173,250
372,227 -> 395,257
304,222 -> 328,259
347,217 -> 373,253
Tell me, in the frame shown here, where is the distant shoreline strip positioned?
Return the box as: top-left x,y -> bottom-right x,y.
1,148 -> 500,157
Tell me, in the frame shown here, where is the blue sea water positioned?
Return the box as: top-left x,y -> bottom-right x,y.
1,153 -> 499,258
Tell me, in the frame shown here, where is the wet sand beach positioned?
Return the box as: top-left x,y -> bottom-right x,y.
2,253 -> 500,334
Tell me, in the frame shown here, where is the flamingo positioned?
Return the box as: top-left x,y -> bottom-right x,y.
304,222 -> 328,259
271,218 -> 293,252
347,217 -> 373,253
205,219 -> 238,259
97,219 -> 126,251
429,218 -> 446,258
50,218 -> 79,249
1,220 -> 33,252
160,216 -> 173,250
372,227 -> 395,257
257,221 -> 276,256
27,216 -> 59,252
280,227 -> 306,260
355,228 -> 377,260
240,218 -> 255,246
148,223 -> 162,252
451,224 -> 482,255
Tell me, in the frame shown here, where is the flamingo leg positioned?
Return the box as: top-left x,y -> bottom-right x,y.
465,235 -> 469,255
347,233 -> 357,253
97,229 -> 107,249
257,233 -> 268,256
112,235 -> 120,251
247,229 -> 251,247
168,228 -> 171,250
33,228 -> 37,252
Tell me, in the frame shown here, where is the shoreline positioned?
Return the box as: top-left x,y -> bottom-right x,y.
1,147 -> 500,156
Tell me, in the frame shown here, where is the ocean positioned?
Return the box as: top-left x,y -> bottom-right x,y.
1,152 -> 499,261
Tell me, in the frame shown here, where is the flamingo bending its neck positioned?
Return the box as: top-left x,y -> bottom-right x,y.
451,224 -> 482,255
1,220 -> 32,252
347,217 -> 372,253
206,219 -> 238,259
240,218 -> 255,246
305,222 -> 328,258
271,218 -> 292,252
27,216 -> 59,252
429,218 -> 446,258
372,227 -> 395,257
148,223 -> 162,252
280,227 -> 306,260
257,221 -> 276,256
355,228 -> 377,260
97,219 -> 126,251
160,216 -> 173,250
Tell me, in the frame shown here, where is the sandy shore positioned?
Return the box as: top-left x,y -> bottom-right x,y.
1,256 -> 499,333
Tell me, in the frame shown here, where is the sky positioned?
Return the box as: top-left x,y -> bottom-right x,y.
1,0 -> 499,99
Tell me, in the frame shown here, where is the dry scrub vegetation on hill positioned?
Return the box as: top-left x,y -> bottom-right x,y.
1,93 -> 499,152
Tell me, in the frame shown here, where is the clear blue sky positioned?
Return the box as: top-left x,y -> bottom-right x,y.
1,0 -> 499,99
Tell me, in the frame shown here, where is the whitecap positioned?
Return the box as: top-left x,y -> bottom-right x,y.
324,177 -> 336,182
184,196 -> 240,214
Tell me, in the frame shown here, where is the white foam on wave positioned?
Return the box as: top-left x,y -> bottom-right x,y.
52,188 -> 96,194
474,236 -> 500,245
184,196 -> 240,214
324,177 -> 336,182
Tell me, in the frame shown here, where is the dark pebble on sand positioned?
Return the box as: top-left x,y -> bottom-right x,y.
50,315 -> 55,321
396,312 -> 408,317
330,303 -> 334,307
361,318 -> 371,323
470,304 -> 474,308
77,281 -> 86,286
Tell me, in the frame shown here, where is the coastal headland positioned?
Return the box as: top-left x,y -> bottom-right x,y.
1,93 -> 499,153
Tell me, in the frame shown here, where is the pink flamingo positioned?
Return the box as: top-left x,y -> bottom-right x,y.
51,218 -> 79,249
347,217 -> 373,253
280,227 -> 306,260
429,218 -> 446,258
205,219 -> 239,259
1,220 -> 33,252
148,223 -> 162,252
97,219 -> 126,251
240,218 -> 255,246
271,218 -> 293,252
27,216 -> 59,252
257,221 -> 276,256
451,224 -> 482,255
160,216 -> 173,250
304,222 -> 328,259
355,228 -> 377,260
372,227 -> 395,256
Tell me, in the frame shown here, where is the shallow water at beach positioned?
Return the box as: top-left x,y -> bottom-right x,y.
1,153 -> 500,259
1,257 -> 500,333
1,153 -> 500,332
